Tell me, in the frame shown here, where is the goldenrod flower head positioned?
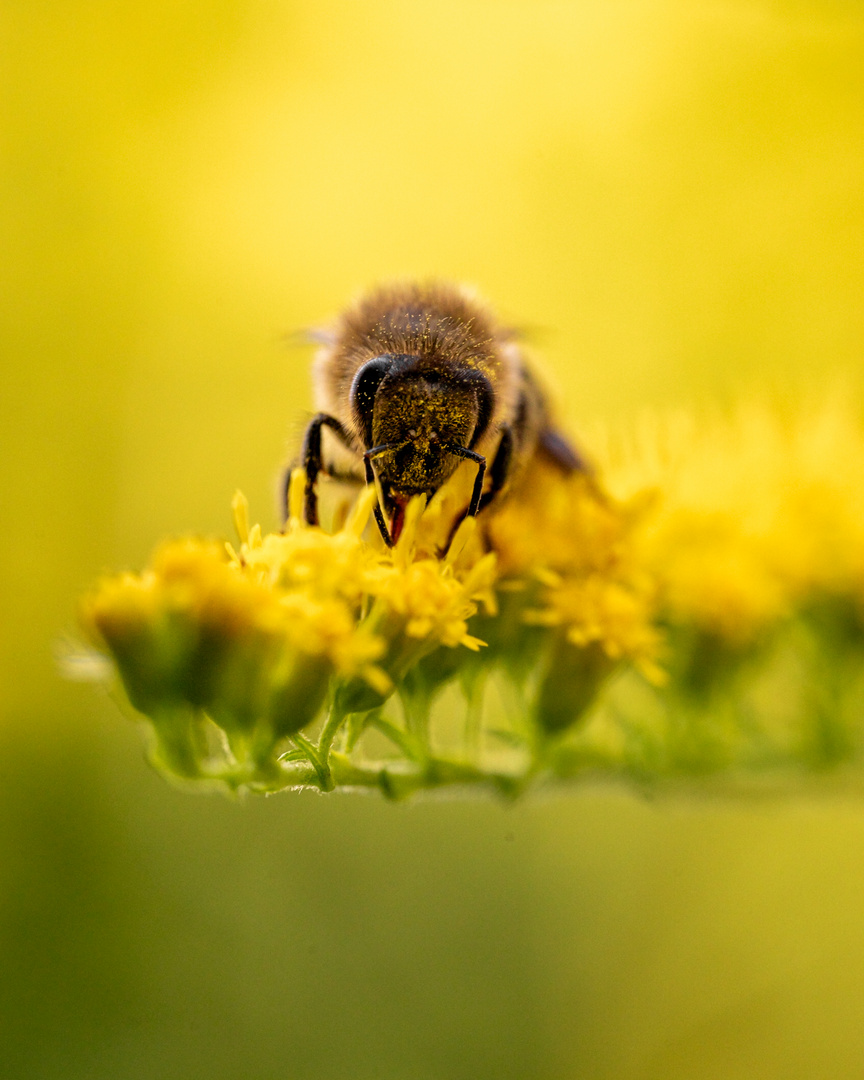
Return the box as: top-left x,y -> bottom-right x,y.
78,399 -> 864,796
80,455 -> 659,790
600,400 -> 864,645
489,461 -> 662,676
526,572 -> 663,678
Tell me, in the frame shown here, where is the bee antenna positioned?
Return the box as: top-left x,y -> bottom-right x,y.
281,326 -> 337,349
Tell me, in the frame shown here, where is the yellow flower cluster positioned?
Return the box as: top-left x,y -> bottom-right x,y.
600,399 -> 864,645
77,397 -> 864,794
81,472 -> 506,778
489,460 -> 662,679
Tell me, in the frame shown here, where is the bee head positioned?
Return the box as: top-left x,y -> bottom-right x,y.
350,353 -> 492,503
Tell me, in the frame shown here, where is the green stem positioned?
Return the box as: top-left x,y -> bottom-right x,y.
292,732 -> 333,791
463,669 -> 487,755
321,695 -> 349,751
303,752 -> 527,800
249,753 -> 525,799
369,715 -> 427,763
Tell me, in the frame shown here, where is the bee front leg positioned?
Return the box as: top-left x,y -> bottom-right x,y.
442,426 -> 514,553
362,449 -> 395,548
444,445 -> 487,517
295,413 -> 355,526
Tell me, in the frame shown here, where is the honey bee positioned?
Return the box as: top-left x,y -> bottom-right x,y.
292,281 -> 584,545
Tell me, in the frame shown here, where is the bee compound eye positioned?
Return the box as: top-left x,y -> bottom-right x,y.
350,356 -> 393,411
350,355 -> 395,442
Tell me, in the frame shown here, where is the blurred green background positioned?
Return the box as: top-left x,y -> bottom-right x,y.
3,1 -> 864,1076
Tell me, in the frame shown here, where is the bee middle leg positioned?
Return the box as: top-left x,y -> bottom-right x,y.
478,424 -> 513,512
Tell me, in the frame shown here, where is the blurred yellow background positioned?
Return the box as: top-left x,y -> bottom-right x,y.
3,2 -> 864,1076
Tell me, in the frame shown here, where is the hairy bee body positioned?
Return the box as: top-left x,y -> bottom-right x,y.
297,282 -> 580,545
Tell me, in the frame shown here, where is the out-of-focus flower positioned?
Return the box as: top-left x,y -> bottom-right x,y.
602,400 -> 864,642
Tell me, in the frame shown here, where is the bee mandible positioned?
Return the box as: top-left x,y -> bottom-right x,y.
291,282 -> 584,546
